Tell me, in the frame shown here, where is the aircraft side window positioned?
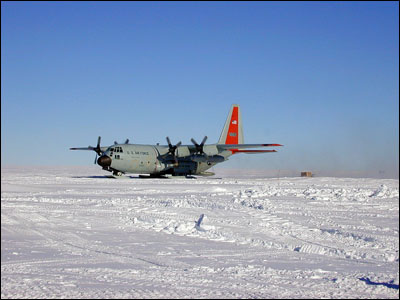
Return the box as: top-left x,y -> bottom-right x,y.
120,147 -> 123,153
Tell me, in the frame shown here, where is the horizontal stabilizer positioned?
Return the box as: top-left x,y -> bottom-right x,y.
230,149 -> 277,154
217,144 -> 283,150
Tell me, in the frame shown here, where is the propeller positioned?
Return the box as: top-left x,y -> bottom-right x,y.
191,136 -> 208,158
92,136 -> 103,156
114,138 -> 130,145
90,136 -> 103,164
166,137 -> 182,166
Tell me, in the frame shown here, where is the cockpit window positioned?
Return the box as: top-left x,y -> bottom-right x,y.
109,146 -> 123,153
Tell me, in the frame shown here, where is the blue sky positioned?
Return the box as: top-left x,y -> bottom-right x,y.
2,1 -> 399,178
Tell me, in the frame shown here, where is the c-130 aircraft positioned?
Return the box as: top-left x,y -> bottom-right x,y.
70,104 -> 282,177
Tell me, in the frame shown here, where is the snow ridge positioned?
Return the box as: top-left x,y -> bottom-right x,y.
1,167 -> 398,299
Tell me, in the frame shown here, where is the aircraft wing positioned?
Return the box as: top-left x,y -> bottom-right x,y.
70,146 -> 109,152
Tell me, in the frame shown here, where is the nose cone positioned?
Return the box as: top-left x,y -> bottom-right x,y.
97,155 -> 111,167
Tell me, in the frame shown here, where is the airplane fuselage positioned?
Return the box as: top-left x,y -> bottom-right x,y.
101,144 -> 231,176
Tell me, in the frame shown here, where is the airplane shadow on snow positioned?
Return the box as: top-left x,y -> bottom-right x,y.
70,175 -> 188,180
71,176 -> 145,179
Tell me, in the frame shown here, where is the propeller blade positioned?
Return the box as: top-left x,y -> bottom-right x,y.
94,154 -> 98,164
93,136 -> 103,156
200,136 -> 208,146
165,137 -> 181,166
166,137 -> 172,148
191,136 -> 208,154
191,138 -> 198,147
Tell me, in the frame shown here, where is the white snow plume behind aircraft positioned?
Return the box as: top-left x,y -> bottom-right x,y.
70,104 -> 283,177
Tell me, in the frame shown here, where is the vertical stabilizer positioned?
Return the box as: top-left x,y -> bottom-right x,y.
218,104 -> 244,144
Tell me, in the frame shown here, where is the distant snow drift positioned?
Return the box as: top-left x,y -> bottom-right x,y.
1,166 -> 399,299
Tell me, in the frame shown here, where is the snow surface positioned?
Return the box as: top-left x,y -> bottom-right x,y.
1,166 -> 399,299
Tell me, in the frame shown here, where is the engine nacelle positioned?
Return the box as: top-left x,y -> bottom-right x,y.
191,154 -> 208,162
176,146 -> 190,157
191,154 -> 225,163
206,155 -> 225,163
202,145 -> 218,156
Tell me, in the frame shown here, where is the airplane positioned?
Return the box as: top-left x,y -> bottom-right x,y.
70,104 -> 282,177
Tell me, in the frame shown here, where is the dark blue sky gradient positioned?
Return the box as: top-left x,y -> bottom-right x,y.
1,2 -> 398,178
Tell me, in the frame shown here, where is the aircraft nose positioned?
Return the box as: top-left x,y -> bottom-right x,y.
97,155 -> 111,167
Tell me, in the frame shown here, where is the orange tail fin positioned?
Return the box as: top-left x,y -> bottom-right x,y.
218,104 -> 244,144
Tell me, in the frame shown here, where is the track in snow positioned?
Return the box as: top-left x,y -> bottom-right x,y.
1,166 -> 399,298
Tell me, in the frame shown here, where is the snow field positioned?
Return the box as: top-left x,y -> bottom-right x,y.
1,166 -> 399,298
